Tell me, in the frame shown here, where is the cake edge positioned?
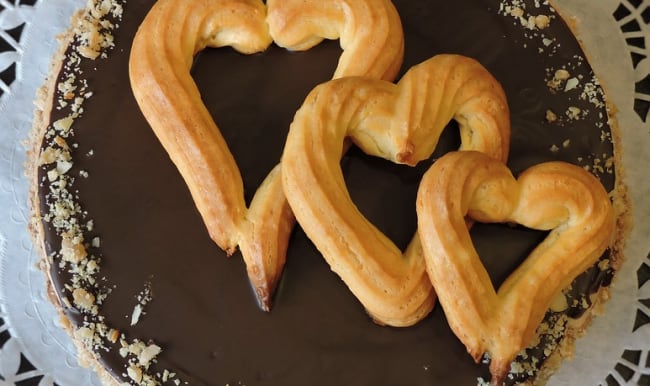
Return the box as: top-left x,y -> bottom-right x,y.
515,2 -> 634,384
23,1 -> 635,386
25,5 -> 123,386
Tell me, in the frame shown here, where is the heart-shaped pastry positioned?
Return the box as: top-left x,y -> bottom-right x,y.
281,54 -> 510,327
128,0 -> 404,309
416,150 -> 615,383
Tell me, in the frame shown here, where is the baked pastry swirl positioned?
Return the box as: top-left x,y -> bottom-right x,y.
281,54 -> 510,327
416,151 -> 615,384
128,0 -> 404,309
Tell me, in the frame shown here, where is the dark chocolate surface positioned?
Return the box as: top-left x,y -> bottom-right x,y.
39,0 -> 616,385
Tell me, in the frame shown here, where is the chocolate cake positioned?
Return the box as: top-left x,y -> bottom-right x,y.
29,0 -> 626,385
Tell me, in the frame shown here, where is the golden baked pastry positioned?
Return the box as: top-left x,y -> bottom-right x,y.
128,0 -> 404,309
416,150 -> 615,384
281,54 -> 510,327
267,0 -> 403,80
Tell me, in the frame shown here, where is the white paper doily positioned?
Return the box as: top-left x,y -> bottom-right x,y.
0,0 -> 102,385
0,0 -> 648,385
548,1 -> 650,385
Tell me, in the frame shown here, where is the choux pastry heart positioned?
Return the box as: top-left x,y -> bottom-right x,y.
282,54 -> 510,326
129,0 -> 404,309
416,150 -> 614,384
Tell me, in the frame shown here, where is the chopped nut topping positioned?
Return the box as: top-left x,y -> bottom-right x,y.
74,326 -> 95,341
534,15 -> 550,29
564,77 -> 579,92
47,169 -> 59,182
545,109 -> 557,123
38,1 -> 183,384
130,304 -> 143,326
510,7 -> 524,18
138,344 -> 162,367
61,232 -> 88,264
72,287 -> 96,313
566,106 -> 582,120
127,365 -> 143,383
53,116 -> 75,135
56,160 -> 73,175
554,69 -> 570,81
108,329 -> 120,343
39,147 -> 58,165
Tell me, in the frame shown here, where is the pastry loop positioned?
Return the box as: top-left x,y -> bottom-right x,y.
282,54 -> 511,326
416,151 -> 614,383
129,0 -> 404,309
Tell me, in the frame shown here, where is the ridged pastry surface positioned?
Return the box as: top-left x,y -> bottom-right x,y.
267,0 -> 404,80
282,54 -> 510,326
128,0 -> 404,309
416,151 -> 615,383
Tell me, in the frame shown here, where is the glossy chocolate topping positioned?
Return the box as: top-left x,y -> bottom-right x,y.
38,0 -> 617,385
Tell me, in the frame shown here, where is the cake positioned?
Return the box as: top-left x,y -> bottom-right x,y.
28,0 -> 628,385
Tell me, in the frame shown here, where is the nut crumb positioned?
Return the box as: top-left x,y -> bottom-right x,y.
566,106 -> 582,121
564,77 -> 579,92
138,344 -> 162,367
554,69 -> 570,81
545,109 -> 557,123
131,304 -> 143,326
72,287 -> 96,313
127,365 -> 143,383
534,15 -> 550,29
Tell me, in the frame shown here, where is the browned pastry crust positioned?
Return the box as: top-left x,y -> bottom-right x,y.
128,0 -> 404,310
281,54 -> 510,327
416,150 -> 615,384
267,0 -> 403,80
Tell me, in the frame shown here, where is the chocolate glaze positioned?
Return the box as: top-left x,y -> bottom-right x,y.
39,0 -> 617,385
